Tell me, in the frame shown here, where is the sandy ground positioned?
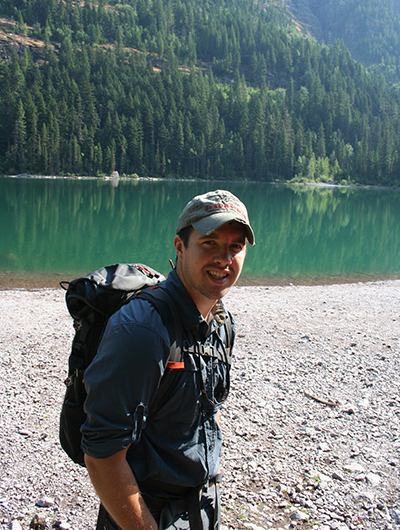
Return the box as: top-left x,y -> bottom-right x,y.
0,280 -> 399,530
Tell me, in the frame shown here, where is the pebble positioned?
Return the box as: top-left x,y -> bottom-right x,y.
9,522 -> 22,530
366,472 -> 382,486
35,497 -> 55,508
342,462 -> 366,473
290,509 -> 310,521
30,515 -> 47,529
1,283 -> 400,530
17,430 -> 33,438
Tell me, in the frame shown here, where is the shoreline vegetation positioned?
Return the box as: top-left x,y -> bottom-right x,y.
2,173 -> 400,192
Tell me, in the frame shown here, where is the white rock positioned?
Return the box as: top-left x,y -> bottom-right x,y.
366,472 -> 381,486
358,491 -> 375,502
358,397 -> 370,407
343,462 -> 366,473
305,427 -> 317,437
9,521 -> 23,530
318,472 -> 333,482
355,473 -> 366,481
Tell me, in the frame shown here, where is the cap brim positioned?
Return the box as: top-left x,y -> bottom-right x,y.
192,213 -> 255,245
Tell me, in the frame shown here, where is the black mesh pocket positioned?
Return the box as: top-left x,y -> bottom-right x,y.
59,394 -> 87,466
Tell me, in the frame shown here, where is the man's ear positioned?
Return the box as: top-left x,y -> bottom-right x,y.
174,235 -> 184,261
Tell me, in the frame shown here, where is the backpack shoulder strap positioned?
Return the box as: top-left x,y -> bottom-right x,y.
136,286 -> 185,414
136,286 -> 183,364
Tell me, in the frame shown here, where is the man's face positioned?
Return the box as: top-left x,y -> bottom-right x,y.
174,221 -> 247,317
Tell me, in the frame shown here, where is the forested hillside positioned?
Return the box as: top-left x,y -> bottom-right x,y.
287,0 -> 400,87
0,0 -> 399,185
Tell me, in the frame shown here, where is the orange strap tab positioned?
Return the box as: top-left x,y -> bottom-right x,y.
166,361 -> 185,370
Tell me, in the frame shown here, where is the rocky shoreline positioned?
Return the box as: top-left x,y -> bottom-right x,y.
0,281 -> 399,530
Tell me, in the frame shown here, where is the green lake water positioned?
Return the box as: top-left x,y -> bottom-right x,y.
1,177 -> 400,287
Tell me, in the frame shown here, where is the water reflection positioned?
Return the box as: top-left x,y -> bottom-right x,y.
1,177 -> 400,285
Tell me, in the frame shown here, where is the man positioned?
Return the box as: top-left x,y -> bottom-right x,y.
81,189 -> 255,530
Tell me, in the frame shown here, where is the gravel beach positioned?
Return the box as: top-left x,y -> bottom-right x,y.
0,280 -> 399,530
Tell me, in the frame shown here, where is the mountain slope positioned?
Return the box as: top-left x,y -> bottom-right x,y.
287,0 -> 400,85
0,0 -> 399,185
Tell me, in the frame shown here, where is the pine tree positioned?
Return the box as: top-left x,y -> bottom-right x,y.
13,99 -> 27,171
315,123 -> 326,158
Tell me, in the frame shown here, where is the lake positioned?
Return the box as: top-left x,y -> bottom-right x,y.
1,176 -> 400,288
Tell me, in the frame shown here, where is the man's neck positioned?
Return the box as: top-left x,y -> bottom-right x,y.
175,265 -> 217,319
191,293 -> 217,321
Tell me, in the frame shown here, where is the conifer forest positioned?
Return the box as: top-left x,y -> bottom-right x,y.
1,0 -> 400,185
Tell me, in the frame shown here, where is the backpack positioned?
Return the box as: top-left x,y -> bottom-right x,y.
59,263 -> 183,467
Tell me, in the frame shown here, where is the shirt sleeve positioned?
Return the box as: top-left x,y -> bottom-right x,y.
81,298 -> 170,459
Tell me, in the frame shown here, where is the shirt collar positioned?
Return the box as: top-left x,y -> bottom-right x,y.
164,269 -> 227,334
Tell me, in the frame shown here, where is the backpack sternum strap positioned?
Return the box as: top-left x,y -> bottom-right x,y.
184,341 -> 231,365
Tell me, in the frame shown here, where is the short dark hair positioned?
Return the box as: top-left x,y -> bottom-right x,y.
177,225 -> 194,248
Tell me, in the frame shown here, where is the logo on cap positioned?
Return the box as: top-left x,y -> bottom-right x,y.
205,203 -> 248,221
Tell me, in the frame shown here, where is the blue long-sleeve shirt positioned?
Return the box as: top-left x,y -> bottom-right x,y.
81,268 -> 234,501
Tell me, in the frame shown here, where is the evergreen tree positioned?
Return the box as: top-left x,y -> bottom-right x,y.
13,99 -> 27,171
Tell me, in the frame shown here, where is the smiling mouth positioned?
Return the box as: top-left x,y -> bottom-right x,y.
208,270 -> 229,280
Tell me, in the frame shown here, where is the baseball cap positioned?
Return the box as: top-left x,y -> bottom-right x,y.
176,189 -> 255,245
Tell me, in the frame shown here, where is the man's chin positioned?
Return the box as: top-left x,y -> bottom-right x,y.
208,283 -> 234,301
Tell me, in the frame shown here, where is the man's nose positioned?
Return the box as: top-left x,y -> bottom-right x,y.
213,246 -> 233,265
